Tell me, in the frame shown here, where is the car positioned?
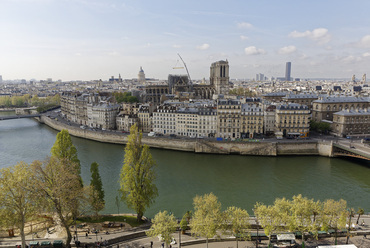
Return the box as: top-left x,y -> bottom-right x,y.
169,134 -> 177,138
148,132 -> 156,137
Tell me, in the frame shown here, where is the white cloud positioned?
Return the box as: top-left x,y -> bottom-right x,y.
240,35 -> 249,40
172,44 -> 182,48
244,46 -> 266,55
278,45 -> 296,54
196,43 -> 210,50
289,28 -> 331,44
359,35 -> 370,48
237,22 -> 253,29
363,52 -> 370,57
341,55 -> 362,63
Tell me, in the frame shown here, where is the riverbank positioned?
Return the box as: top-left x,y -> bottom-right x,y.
38,115 -> 335,157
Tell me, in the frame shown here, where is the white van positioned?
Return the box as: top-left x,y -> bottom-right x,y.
148,132 -> 156,137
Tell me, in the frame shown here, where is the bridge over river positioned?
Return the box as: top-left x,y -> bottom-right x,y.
333,140 -> 370,161
0,114 -> 41,121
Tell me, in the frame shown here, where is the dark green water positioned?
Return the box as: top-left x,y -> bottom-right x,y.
0,115 -> 369,218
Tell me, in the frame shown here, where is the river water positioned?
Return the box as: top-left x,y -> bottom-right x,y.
0,112 -> 369,218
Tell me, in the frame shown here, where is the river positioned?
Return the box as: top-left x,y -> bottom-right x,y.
0,112 -> 369,218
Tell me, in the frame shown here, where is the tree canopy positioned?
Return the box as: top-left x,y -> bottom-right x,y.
31,157 -> 84,248
190,193 -> 222,248
0,162 -> 37,248
119,124 -> 158,221
146,211 -> 177,248
113,92 -> 138,103
90,162 -> 105,217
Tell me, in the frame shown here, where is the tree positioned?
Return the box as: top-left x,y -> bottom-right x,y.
89,162 -> 105,217
356,207 -> 365,225
289,195 -> 321,248
51,129 -> 80,167
31,157 -> 84,248
146,211 -> 177,248
190,193 -> 222,248
253,202 -> 280,247
119,123 -> 158,222
320,199 -> 347,245
0,162 -> 37,248
222,206 -> 250,248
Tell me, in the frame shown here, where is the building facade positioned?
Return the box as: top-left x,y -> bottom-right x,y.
312,96 -> 369,122
216,99 -> 241,139
332,109 -> 370,137
275,103 -> 310,137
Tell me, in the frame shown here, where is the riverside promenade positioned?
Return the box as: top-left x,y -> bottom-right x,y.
2,216 -> 370,248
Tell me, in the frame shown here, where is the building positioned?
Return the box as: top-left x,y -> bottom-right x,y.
0,75 -> 2,84
332,109 -> 370,137
210,60 -> 230,95
240,103 -> 263,138
138,104 -> 154,133
264,105 -> 276,136
216,99 -> 241,139
152,105 -> 177,135
275,103 -> 310,138
116,113 -> 138,132
90,102 -> 120,130
262,92 -> 287,103
176,107 -> 199,138
197,107 -> 217,138
143,60 -> 226,104
312,96 -> 369,122
285,62 -> 291,81
138,67 -> 146,83
282,93 -> 319,110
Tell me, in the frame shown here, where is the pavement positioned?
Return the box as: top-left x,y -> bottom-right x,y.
3,216 -> 370,248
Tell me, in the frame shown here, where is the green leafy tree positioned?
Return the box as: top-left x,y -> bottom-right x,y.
31,157 -> 84,248
119,123 -> 158,222
289,195 -> 321,248
180,216 -> 188,232
190,193 -> 222,248
89,162 -> 105,217
0,162 -> 37,248
51,129 -> 80,166
114,92 -> 139,103
222,206 -> 250,248
320,199 -> 347,245
146,211 -> 177,248
253,202 -> 280,247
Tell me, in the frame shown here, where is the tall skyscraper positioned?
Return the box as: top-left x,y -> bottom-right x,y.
285,62 -> 291,81
0,75 -> 2,83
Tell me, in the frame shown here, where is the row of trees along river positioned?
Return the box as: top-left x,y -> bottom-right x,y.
0,113 -> 370,246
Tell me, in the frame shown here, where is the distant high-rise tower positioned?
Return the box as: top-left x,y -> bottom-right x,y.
0,75 -> 2,84
285,62 -> 291,81
138,66 -> 146,83
210,60 -> 229,95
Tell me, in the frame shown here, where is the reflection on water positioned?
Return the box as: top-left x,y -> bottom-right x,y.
0,117 -> 369,218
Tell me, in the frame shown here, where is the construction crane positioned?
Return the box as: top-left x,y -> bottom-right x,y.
174,53 -> 193,91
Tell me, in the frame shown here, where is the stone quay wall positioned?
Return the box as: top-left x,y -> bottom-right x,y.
39,116 -> 333,157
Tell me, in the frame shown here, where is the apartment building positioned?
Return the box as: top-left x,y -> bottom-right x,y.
197,107 -> 217,138
275,103 -> 310,137
152,105 -> 177,135
216,99 -> 241,139
240,103 -> 263,138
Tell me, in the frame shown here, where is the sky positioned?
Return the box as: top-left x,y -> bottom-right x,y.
1,0 -> 370,81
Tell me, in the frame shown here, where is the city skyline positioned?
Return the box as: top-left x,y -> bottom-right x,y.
1,0 -> 370,81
